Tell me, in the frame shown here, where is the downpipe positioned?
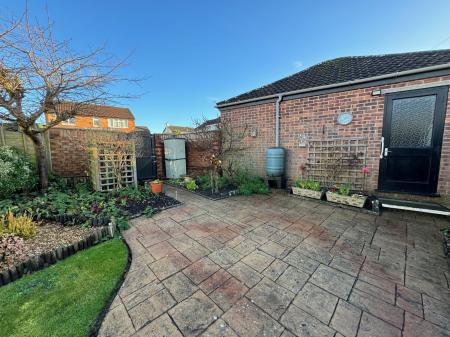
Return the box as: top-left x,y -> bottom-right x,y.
275,94 -> 283,147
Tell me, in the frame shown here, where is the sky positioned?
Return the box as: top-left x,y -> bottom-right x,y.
3,0 -> 450,132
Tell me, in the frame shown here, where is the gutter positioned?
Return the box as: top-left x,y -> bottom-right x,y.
275,95 -> 283,147
216,62 -> 450,109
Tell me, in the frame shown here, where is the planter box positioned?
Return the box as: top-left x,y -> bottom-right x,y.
292,187 -> 323,200
326,191 -> 367,208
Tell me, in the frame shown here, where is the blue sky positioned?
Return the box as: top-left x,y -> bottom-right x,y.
4,1 -> 450,132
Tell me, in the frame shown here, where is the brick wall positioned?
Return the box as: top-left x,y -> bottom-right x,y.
49,128 -> 150,177
155,132 -> 220,178
46,114 -> 136,132
220,75 -> 450,196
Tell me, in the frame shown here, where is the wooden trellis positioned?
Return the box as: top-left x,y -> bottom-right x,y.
305,137 -> 368,191
89,143 -> 137,191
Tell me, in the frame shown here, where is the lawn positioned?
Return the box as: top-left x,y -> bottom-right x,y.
0,239 -> 128,337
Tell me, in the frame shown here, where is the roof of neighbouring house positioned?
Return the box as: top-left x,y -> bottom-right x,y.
195,117 -> 220,130
163,124 -> 194,134
54,103 -> 135,119
217,49 -> 450,106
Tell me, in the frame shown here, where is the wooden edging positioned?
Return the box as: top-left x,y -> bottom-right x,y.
0,226 -> 113,288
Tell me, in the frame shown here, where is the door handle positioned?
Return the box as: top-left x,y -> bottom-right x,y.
384,147 -> 390,157
380,136 -> 385,159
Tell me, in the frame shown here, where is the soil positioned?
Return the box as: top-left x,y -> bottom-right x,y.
0,222 -> 97,272
166,182 -> 238,200
119,193 -> 181,216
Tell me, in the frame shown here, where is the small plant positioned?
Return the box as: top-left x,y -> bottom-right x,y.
0,234 -> 27,264
151,179 -> 162,184
441,227 -> 450,236
2,210 -> 38,239
142,206 -> 157,218
185,180 -> 198,191
338,185 -> 350,196
295,179 -> 321,191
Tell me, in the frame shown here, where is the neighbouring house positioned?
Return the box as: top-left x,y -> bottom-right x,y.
195,117 -> 220,131
217,49 -> 450,199
45,103 -> 136,132
162,123 -> 194,135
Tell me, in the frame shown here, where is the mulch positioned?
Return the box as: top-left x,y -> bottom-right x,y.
119,193 -> 181,216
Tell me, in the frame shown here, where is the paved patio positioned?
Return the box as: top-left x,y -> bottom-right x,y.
99,187 -> 450,337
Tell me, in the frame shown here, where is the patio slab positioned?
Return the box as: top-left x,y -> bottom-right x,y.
99,187 -> 450,337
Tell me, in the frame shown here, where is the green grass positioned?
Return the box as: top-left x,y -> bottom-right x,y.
0,239 -> 128,337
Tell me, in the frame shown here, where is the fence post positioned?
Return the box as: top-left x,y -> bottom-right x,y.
0,123 -> 5,146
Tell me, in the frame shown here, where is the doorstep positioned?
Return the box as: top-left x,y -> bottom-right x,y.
378,197 -> 450,216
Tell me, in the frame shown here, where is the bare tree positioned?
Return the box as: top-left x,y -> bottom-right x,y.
0,10 -> 137,189
192,116 -> 248,193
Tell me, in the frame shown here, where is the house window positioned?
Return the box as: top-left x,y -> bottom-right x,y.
93,117 -> 100,127
62,117 -> 76,125
107,118 -> 128,129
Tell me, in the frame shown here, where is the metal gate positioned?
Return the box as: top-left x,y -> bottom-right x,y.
136,134 -> 157,181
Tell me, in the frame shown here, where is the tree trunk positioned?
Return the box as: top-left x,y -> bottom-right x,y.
26,131 -> 49,190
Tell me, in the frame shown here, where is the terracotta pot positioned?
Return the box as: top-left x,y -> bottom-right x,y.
150,181 -> 163,193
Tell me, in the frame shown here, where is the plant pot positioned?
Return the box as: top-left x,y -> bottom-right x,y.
150,182 -> 163,193
325,191 -> 367,208
292,187 -> 323,200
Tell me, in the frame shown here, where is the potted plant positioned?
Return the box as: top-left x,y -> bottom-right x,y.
441,227 -> 450,256
292,179 -> 324,200
325,184 -> 367,208
150,179 -> 163,193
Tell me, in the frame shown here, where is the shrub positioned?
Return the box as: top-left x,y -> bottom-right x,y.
0,146 -> 37,198
2,210 -> 37,239
198,175 -> 230,190
233,169 -> 269,195
185,180 -> 198,191
339,185 -> 350,196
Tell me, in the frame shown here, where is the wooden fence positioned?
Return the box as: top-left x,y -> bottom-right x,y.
0,124 -> 52,168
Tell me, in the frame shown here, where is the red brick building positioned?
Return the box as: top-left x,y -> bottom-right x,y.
217,49 -> 450,197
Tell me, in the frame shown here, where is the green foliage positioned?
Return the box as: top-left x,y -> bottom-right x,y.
198,175 -> 230,190
0,239 -> 128,337
233,170 -> 269,195
167,178 -> 184,186
339,185 -> 350,196
185,180 -> 198,191
441,227 -> 450,236
142,206 -> 156,218
294,179 -> 321,191
0,234 -> 26,265
0,146 -> 37,198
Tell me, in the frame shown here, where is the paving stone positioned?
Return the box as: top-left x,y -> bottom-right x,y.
183,257 -> 220,284
280,304 -> 335,337
169,290 -> 223,337
277,233 -> 304,248
168,234 -> 199,252
403,311 -> 450,337
128,289 -> 176,330
246,277 -> 295,319
98,304 -> 135,337
297,242 -> 333,264
293,282 -> 338,324
223,298 -> 284,337
396,285 -> 423,317
406,274 -> 450,302
129,253 -> 155,272
138,229 -> 171,248
349,288 -> 404,329
276,265 -> 310,293
233,239 -> 259,255
227,261 -> 262,288
198,236 -> 225,251
210,277 -> 248,311
263,259 -> 289,281
354,279 -> 395,304
163,272 -> 198,302
329,255 -> 362,277
157,218 -> 187,237
150,251 -> 191,280
133,313 -> 183,337
119,266 -> 157,298
147,241 -> 178,260
330,299 -> 361,337
200,319 -> 238,337
183,245 -> 211,262
283,250 -> 320,274
423,294 -> 450,330
358,270 -> 396,295
121,281 -> 164,310
208,247 -> 242,269
242,250 -> 275,272
199,269 -> 232,294
280,331 -> 296,337
357,312 -> 401,337
310,264 -> 355,299
258,241 -> 288,258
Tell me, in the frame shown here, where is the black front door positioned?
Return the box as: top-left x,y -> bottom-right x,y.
378,86 -> 448,194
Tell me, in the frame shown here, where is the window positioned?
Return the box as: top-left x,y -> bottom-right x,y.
93,117 -> 100,127
107,118 -> 129,129
62,117 -> 76,125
